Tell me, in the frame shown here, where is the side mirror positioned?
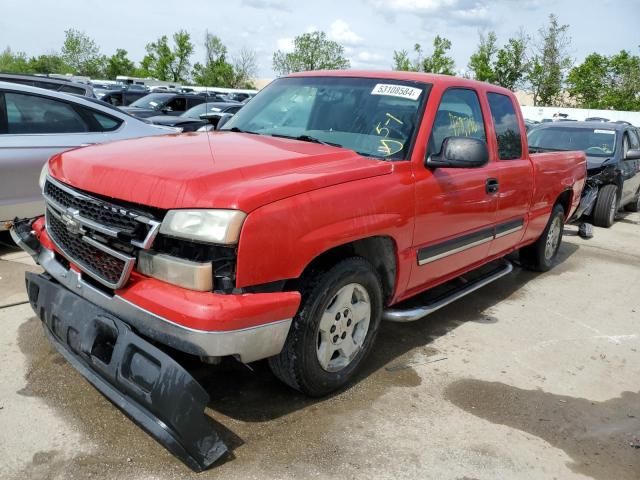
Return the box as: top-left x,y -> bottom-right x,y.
625,149 -> 640,160
426,136 -> 489,169
216,114 -> 233,130
161,106 -> 173,114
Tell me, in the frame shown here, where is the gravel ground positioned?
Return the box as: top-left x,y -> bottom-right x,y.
0,214 -> 638,480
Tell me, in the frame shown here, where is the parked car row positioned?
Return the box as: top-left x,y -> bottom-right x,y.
146,101 -> 243,131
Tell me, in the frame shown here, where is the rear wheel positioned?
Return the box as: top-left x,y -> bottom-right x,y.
269,257 -> 383,397
520,204 -> 565,272
593,184 -> 619,227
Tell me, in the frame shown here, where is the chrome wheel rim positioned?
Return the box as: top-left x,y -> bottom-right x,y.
316,283 -> 371,373
545,216 -> 562,260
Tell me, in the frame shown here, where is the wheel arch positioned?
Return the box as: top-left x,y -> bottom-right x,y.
555,189 -> 574,219
292,236 -> 398,305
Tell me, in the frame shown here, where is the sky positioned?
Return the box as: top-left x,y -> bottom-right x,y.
1,0 -> 639,80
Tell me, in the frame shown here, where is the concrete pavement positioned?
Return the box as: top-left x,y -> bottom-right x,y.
0,215 -> 638,480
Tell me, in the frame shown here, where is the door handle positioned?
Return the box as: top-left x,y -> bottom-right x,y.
486,178 -> 499,194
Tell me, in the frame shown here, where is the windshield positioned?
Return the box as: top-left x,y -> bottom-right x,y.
181,103 -> 210,118
528,126 -> 617,157
222,76 -> 428,160
129,94 -> 170,110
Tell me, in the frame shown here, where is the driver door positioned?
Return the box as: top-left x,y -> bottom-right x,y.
407,87 -> 499,294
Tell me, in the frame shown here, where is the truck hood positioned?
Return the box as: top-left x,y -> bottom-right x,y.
48,132 -> 393,212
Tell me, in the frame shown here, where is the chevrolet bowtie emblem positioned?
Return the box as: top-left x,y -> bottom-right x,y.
60,208 -> 83,236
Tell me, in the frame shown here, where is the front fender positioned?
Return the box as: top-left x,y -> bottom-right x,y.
235,172 -> 414,289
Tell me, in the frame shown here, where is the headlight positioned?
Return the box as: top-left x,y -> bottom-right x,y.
38,163 -> 49,190
159,209 -> 246,244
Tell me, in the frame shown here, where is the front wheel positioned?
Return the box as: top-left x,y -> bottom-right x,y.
269,257 -> 383,397
593,184 -> 619,227
520,204 -> 565,272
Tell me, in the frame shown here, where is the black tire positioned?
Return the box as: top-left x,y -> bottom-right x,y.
593,184 -> 619,227
624,189 -> 640,212
269,257 -> 383,397
520,204 -> 565,272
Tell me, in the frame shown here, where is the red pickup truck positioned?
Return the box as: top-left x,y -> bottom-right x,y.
12,71 -> 586,470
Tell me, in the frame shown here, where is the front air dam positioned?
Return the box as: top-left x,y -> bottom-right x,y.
25,270 -> 228,472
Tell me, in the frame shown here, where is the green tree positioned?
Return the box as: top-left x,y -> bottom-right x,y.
272,31 -> 350,76
604,50 -> 640,110
391,37 -> 455,74
0,47 -> 31,73
468,31 -> 498,82
526,14 -> 572,106
392,49 -> 414,71
171,30 -> 194,82
421,35 -> 456,75
568,50 -> 640,110
192,32 -> 236,87
28,53 -> 70,74
61,29 -> 105,77
566,53 -> 609,108
142,31 -> 194,82
494,35 -> 528,90
105,48 -> 135,79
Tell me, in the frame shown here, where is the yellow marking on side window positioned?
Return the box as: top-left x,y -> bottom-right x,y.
448,112 -> 479,137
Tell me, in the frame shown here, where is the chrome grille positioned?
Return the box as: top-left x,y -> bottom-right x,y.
47,209 -> 132,286
44,180 -> 141,232
43,176 -> 161,289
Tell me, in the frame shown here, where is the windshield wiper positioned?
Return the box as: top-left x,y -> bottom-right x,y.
228,127 -> 260,135
269,133 -> 343,148
354,150 -> 382,159
529,146 -> 566,153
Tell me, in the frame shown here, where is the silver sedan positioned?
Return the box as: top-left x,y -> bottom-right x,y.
0,81 -> 173,230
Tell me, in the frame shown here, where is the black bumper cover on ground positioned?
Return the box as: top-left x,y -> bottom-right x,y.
25,271 -> 228,471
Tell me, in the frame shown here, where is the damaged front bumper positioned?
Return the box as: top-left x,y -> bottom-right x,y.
25,270 -> 228,471
11,218 -> 299,471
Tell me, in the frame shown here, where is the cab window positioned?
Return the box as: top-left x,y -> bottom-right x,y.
428,88 -> 486,156
487,93 -> 522,160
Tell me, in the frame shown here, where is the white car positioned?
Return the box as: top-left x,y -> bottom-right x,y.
0,81 -> 173,230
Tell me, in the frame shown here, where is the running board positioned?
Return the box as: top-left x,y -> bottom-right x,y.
383,260 -> 513,322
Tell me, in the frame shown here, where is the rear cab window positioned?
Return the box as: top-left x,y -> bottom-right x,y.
487,92 -> 523,160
